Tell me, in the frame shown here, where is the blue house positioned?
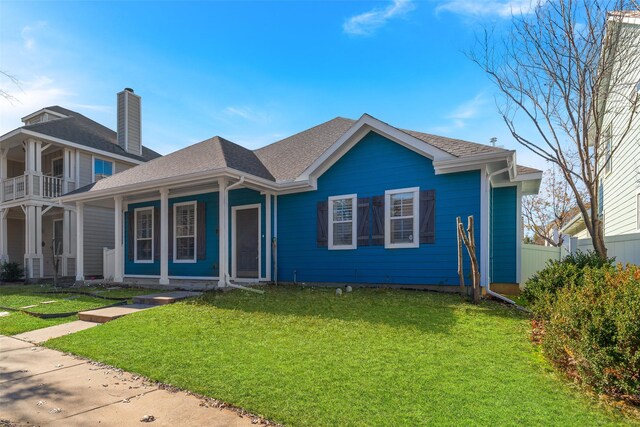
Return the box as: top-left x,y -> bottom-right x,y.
61,114 -> 541,292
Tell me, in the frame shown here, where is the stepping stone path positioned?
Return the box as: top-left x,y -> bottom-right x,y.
78,291 -> 201,323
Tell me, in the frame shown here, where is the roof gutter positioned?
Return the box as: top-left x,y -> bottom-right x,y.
433,151 -> 515,175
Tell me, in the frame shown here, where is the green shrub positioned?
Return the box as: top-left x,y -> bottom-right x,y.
522,250 -> 615,317
0,261 -> 24,282
542,265 -> 640,398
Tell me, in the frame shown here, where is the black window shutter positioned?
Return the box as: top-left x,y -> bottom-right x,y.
371,195 -> 385,246
419,190 -> 435,244
154,206 -> 161,260
357,197 -> 370,247
127,211 -> 134,261
197,202 -> 206,260
317,200 -> 328,247
168,206 -> 173,260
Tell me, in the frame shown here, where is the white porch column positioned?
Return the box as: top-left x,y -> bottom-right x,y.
61,208 -> 71,276
114,196 -> 124,283
265,193 -> 272,281
24,205 -> 36,279
0,148 -> 7,202
75,202 -> 84,282
0,208 -> 7,262
64,148 -> 74,193
35,204 -> 43,278
159,188 -> 169,285
218,179 -> 228,287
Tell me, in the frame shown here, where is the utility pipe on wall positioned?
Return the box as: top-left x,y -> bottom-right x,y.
485,166 -> 521,307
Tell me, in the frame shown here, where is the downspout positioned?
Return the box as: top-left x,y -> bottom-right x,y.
222,177 -> 265,294
485,167 -> 523,308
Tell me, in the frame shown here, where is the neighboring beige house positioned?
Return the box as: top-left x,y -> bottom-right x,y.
562,12 -> 640,240
0,89 -> 160,280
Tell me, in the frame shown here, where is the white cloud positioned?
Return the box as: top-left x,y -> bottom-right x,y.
20,22 -> 47,50
429,93 -> 489,134
223,106 -> 272,124
343,0 -> 415,36
435,0 -> 540,18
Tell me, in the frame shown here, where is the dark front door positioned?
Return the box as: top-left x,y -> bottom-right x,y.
235,207 -> 259,278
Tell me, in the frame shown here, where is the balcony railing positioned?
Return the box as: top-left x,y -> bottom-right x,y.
1,174 -> 70,203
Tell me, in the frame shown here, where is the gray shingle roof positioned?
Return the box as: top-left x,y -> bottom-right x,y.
75,136 -> 273,194
516,165 -> 542,175
64,115 -> 541,197
254,117 -> 356,183
22,106 -> 161,162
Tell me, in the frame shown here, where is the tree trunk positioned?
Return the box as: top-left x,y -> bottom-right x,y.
590,218 -> 608,259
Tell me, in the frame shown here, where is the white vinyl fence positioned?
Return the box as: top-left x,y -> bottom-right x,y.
520,233 -> 640,288
571,233 -> 640,265
103,247 -> 115,281
520,244 -> 565,286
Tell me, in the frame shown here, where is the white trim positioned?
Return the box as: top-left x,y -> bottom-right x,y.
133,206 -> 154,263
384,187 -> 420,249
92,155 -> 114,182
75,149 -> 81,186
51,155 -> 64,178
0,128 -> 145,166
231,203 -> 262,280
298,114 -> 454,183
265,193 -> 272,281
636,189 -> 640,231
159,188 -> 169,285
328,194 -> 357,250
21,108 -> 68,123
173,201 -> 197,263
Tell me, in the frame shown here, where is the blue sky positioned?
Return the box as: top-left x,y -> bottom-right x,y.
0,0 -> 546,170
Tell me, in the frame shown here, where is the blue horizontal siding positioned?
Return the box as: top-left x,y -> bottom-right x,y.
124,189 -> 268,279
125,192 -> 220,277
490,186 -> 517,283
276,131 -> 482,286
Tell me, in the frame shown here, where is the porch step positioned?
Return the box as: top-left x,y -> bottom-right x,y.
78,304 -> 154,323
132,291 -> 202,305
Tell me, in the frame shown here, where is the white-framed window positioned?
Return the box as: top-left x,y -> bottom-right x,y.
51,156 -> 64,178
134,207 -> 154,263
328,194 -> 357,250
93,157 -> 114,181
604,125 -> 613,175
385,187 -> 419,249
174,201 -> 196,263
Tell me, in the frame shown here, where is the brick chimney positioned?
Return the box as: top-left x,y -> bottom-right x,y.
117,88 -> 142,156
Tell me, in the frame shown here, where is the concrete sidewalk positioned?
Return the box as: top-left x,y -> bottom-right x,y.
0,335 -> 260,426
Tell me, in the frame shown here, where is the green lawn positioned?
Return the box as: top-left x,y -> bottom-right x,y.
45,286 -> 637,426
0,284 -> 159,335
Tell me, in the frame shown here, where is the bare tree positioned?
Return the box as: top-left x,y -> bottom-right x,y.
471,0 -> 640,258
522,166 -> 580,246
0,70 -> 21,104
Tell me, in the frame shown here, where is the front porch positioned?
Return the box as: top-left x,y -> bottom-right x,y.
0,203 -> 76,280
75,177 -> 274,289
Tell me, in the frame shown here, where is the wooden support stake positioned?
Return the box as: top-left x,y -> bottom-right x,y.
456,216 -> 465,296
457,215 -> 481,304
